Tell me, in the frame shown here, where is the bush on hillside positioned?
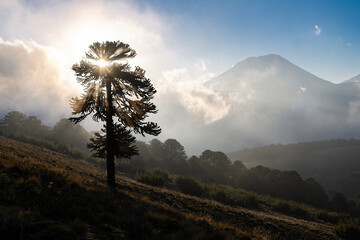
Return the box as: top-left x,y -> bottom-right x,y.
150,168 -> 169,182
334,218 -> 360,240
315,210 -> 344,224
135,169 -> 169,187
175,176 -> 203,196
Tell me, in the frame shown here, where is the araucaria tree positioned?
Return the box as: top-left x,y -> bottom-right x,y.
70,41 -> 161,188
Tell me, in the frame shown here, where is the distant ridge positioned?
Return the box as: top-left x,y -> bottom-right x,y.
341,73 -> 360,84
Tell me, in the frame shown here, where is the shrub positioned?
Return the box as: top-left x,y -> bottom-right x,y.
70,148 -> 86,159
272,201 -> 291,213
206,184 -> 235,205
315,210 -> 343,224
71,218 -> 87,236
212,189 -> 233,205
135,169 -> 167,187
31,224 -> 78,240
175,176 -> 203,196
271,201 -> 309,218
238,194 -> 258,208
117,160 -> 143,174
151,168 -> 169,182
334,218 -> 360,240
289,204 -> 309,218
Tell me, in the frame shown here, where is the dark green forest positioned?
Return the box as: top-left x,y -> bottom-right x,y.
228,141 -> 360,198
121,139 -> 360,217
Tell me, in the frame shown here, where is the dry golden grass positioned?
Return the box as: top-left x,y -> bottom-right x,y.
0,136 -> 338,239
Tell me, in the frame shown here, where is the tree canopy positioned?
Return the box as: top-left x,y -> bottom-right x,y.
199,150 -> 231,168
0,111 -> 49,138
51,118 -> 91,150
70,41 -> 160,187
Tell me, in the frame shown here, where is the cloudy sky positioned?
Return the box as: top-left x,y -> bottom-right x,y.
1,0 -> 360,153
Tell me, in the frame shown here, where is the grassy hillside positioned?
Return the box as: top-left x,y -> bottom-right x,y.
0,136 -> 343,239
227,139 -> 360,197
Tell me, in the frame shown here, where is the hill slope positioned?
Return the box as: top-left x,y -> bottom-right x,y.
0,136 -> 338,239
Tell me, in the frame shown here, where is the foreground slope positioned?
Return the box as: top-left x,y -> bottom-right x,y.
0,136 -> 337,239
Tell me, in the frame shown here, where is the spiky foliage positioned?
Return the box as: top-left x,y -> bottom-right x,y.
87,124 -> 137,159
70,41 -> 161,187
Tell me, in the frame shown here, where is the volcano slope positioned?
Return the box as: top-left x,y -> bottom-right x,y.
0,136 -> 337,239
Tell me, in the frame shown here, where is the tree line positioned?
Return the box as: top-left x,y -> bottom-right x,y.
123,139 -> 360,216
117,138 -> 329,209
0,111 -> 91,154
228,139 -> 360,198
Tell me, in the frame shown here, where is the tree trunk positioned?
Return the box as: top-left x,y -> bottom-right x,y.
106,78 -> 115,188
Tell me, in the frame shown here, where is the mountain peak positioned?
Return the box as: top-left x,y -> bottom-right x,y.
206,54 -> 330,89
232,54 -> 289,69
227,54 -> 316,79
246,53 -> 284,60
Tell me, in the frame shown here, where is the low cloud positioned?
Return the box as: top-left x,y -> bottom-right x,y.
299,87 -> 307,93
179,83 -> 230,124
0,39 -> 78,125
195,60 -> 207,71
160,67 -> 230,124
314,25 -> 322,36
162,68 -> 189,82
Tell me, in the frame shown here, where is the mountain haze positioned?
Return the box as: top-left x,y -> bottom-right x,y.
164,54 -> 360,154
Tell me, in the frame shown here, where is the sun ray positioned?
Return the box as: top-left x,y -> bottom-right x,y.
96,59 -> 108,67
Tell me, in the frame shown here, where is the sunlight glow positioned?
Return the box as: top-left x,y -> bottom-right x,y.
96,59 -> 108,67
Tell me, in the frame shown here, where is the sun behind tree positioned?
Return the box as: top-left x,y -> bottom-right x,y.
70,41 -> 161,188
